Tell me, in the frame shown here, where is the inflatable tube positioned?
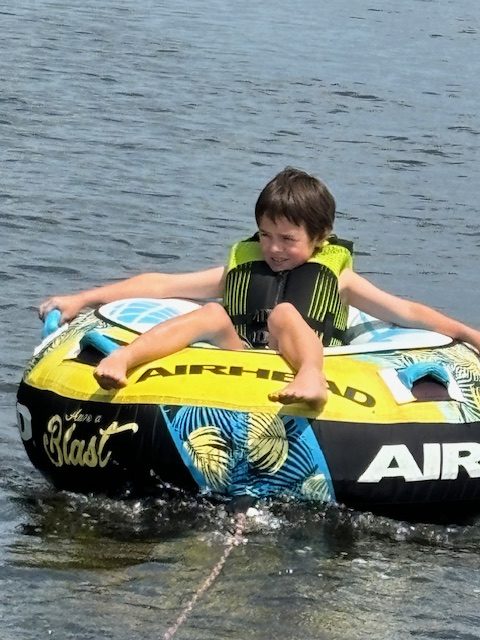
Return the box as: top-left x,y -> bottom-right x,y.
16,298 -> 480,520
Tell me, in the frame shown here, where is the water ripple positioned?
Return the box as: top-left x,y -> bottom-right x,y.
2,1 -> 480,637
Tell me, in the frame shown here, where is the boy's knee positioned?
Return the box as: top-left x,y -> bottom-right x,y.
268,302 -> 299,331
202,302 -> 231,326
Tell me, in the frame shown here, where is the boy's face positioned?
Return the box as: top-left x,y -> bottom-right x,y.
257,215 -> 323,272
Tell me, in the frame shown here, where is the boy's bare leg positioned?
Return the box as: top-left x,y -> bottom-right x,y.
267,303 -> 328,410
94,302 -> 244,389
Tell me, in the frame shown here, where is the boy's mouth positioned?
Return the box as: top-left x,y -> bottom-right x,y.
269,256 -> 289,269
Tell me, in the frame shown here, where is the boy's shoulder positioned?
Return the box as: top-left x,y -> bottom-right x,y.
317,236 -> 354,273
226,234 -> 262,269
325,235 -> 354,254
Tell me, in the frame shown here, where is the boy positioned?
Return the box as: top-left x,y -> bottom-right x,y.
39,168 -> 480,410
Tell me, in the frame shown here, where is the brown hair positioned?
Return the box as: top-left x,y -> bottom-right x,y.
254,167 -> 336,240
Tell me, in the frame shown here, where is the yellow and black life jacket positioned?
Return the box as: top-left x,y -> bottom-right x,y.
223,234 -> 353,348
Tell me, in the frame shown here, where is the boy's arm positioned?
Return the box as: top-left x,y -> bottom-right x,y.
39,266 -> 226,323
339,269 -> 480,350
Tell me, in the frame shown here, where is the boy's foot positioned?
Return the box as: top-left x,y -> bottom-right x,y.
268,369 -> 328,411
94,351 -> 129,390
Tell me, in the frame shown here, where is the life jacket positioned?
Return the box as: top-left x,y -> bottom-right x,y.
223,234 -> 353,348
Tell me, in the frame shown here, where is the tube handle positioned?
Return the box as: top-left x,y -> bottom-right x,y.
79,330 -> 120,356
41,309 -> 62,338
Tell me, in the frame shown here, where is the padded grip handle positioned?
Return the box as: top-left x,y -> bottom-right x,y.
397,362 -> 450,389
79,330 -> 120,356
42,309 -> 62,338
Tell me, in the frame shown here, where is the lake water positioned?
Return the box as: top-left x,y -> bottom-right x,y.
1,1 -> 480,638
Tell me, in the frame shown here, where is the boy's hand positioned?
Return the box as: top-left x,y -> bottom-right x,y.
38,294 -> 86,324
